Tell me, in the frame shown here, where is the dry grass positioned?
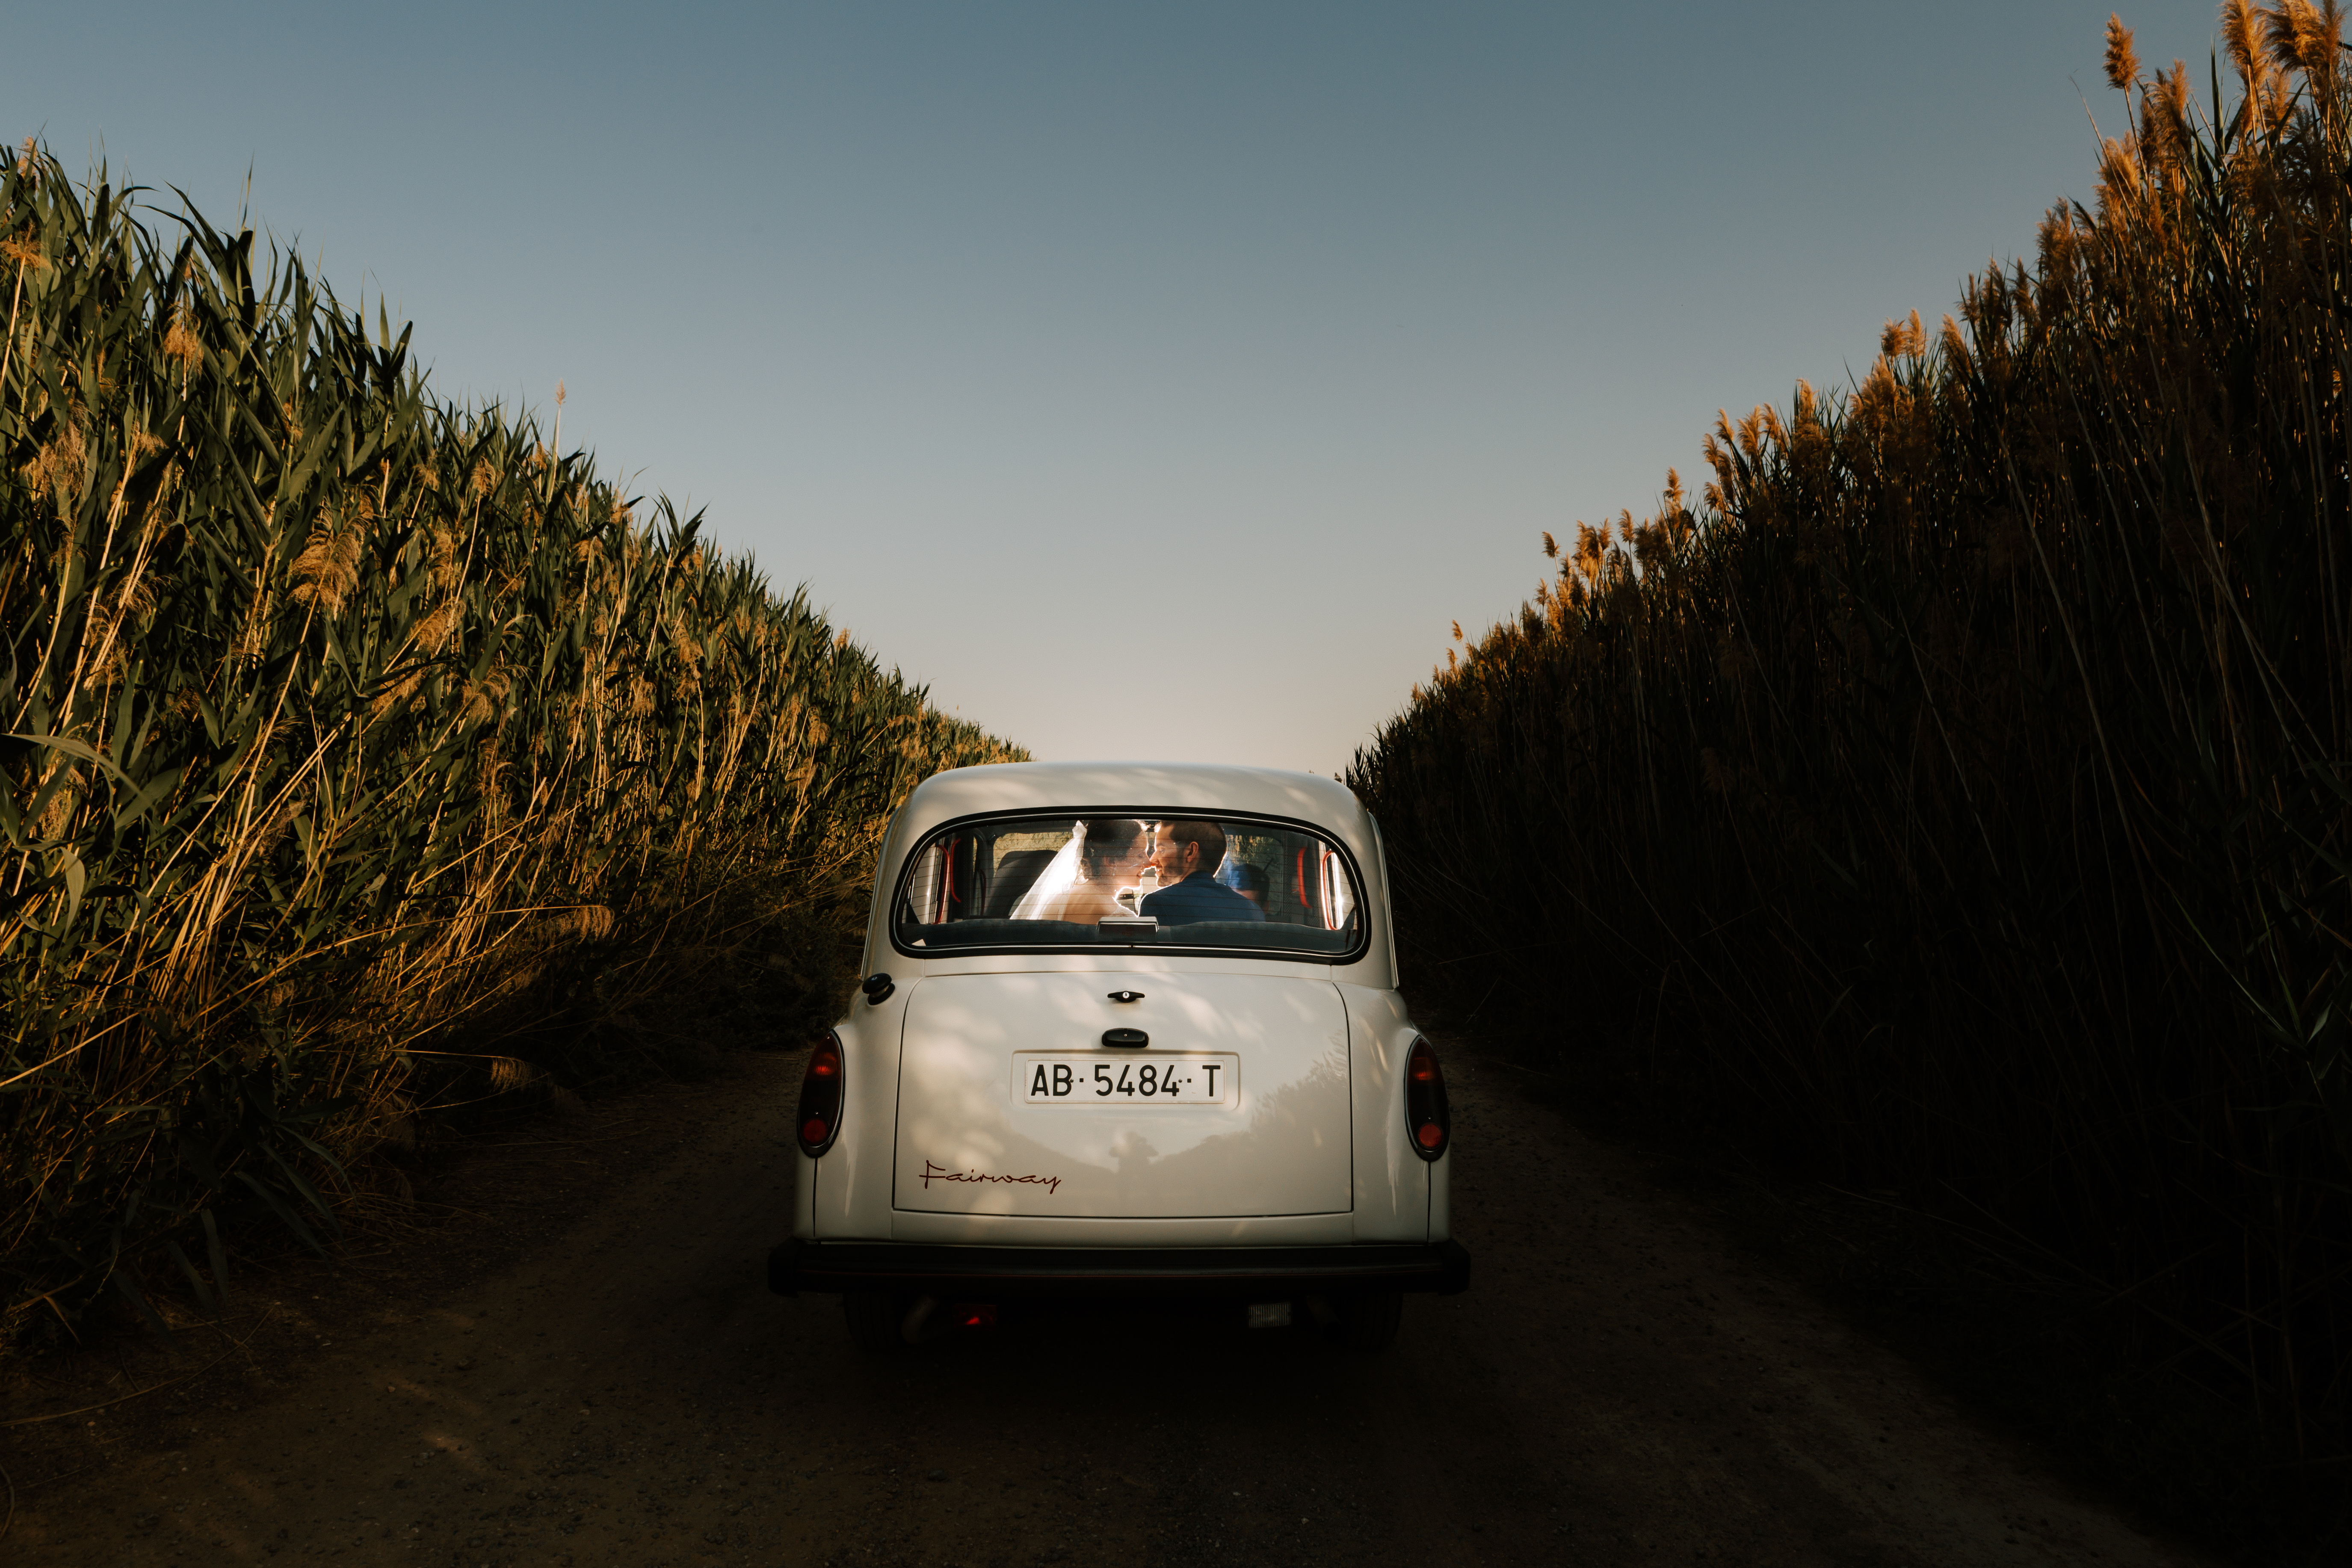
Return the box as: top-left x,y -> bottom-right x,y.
0,150 -> 1020,1354
1352,3 -> 2352,1502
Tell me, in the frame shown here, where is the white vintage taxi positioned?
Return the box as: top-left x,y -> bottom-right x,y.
766,761 -> 1470,1350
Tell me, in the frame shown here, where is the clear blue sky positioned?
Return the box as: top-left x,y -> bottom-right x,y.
8,2 -> 2223,774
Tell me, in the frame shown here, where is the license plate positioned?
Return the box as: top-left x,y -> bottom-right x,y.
1014,1053 -> 1238,1106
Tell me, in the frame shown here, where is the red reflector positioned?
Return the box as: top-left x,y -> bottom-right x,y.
1416,1122 -> 1444,1149
810,1057 -> 839,1077
801,1117 -> 830,1145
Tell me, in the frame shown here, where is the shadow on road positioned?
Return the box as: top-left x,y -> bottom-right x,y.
4,1050 -> 2216,1568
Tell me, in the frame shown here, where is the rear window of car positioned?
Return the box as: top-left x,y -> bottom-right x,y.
891,813 -> 1365,960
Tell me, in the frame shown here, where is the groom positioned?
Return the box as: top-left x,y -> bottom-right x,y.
1139,820 -> 1265,925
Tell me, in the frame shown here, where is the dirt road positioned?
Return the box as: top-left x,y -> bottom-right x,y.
4,1044 -> 2215,1567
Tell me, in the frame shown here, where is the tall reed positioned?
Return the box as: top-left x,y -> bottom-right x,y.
1352,5 -> 2352,1467
0,145 -> 1020,1346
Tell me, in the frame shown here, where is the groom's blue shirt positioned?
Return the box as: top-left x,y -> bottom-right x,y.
1140,871 -> 1265,925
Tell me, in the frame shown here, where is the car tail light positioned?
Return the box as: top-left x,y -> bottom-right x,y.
1405,1036 -> 1449,1161
797,1032 -> 845,1156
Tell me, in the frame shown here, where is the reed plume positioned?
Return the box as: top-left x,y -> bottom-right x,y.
2105,13 -> 2141,89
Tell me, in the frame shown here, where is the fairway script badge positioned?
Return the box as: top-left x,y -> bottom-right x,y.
920,1159 -> 1063,1195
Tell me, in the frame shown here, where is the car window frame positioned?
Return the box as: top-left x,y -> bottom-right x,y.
885,806 -> 1374,965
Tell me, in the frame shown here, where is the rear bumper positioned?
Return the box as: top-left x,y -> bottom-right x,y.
769,1237 -> 1471,1301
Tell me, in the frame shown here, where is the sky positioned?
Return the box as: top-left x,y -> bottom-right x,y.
6,1 -> 2229,775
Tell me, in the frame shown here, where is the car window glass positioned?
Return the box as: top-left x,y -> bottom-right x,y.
893,814 -> 1364,958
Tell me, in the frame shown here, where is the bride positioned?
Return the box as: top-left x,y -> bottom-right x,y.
1048,818 -> 1146,923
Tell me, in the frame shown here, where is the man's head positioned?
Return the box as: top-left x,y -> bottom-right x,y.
1148,820 -> 1225,883
1233,863 -> 1268,907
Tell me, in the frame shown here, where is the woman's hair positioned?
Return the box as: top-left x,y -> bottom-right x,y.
1076,818 -> 1142,879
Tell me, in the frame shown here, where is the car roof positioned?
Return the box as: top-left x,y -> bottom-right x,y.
893,760 -> 1366,836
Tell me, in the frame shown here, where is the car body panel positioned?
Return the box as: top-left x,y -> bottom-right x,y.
806,1007 -> 905,1241
885,1211 -> 1358,1246
1337,983 -> 1429,1241
892,970 -> 1352,1220
1429,1131 -> 1452,1242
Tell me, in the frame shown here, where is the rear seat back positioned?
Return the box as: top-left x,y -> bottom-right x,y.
983,849 -> 1059,918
